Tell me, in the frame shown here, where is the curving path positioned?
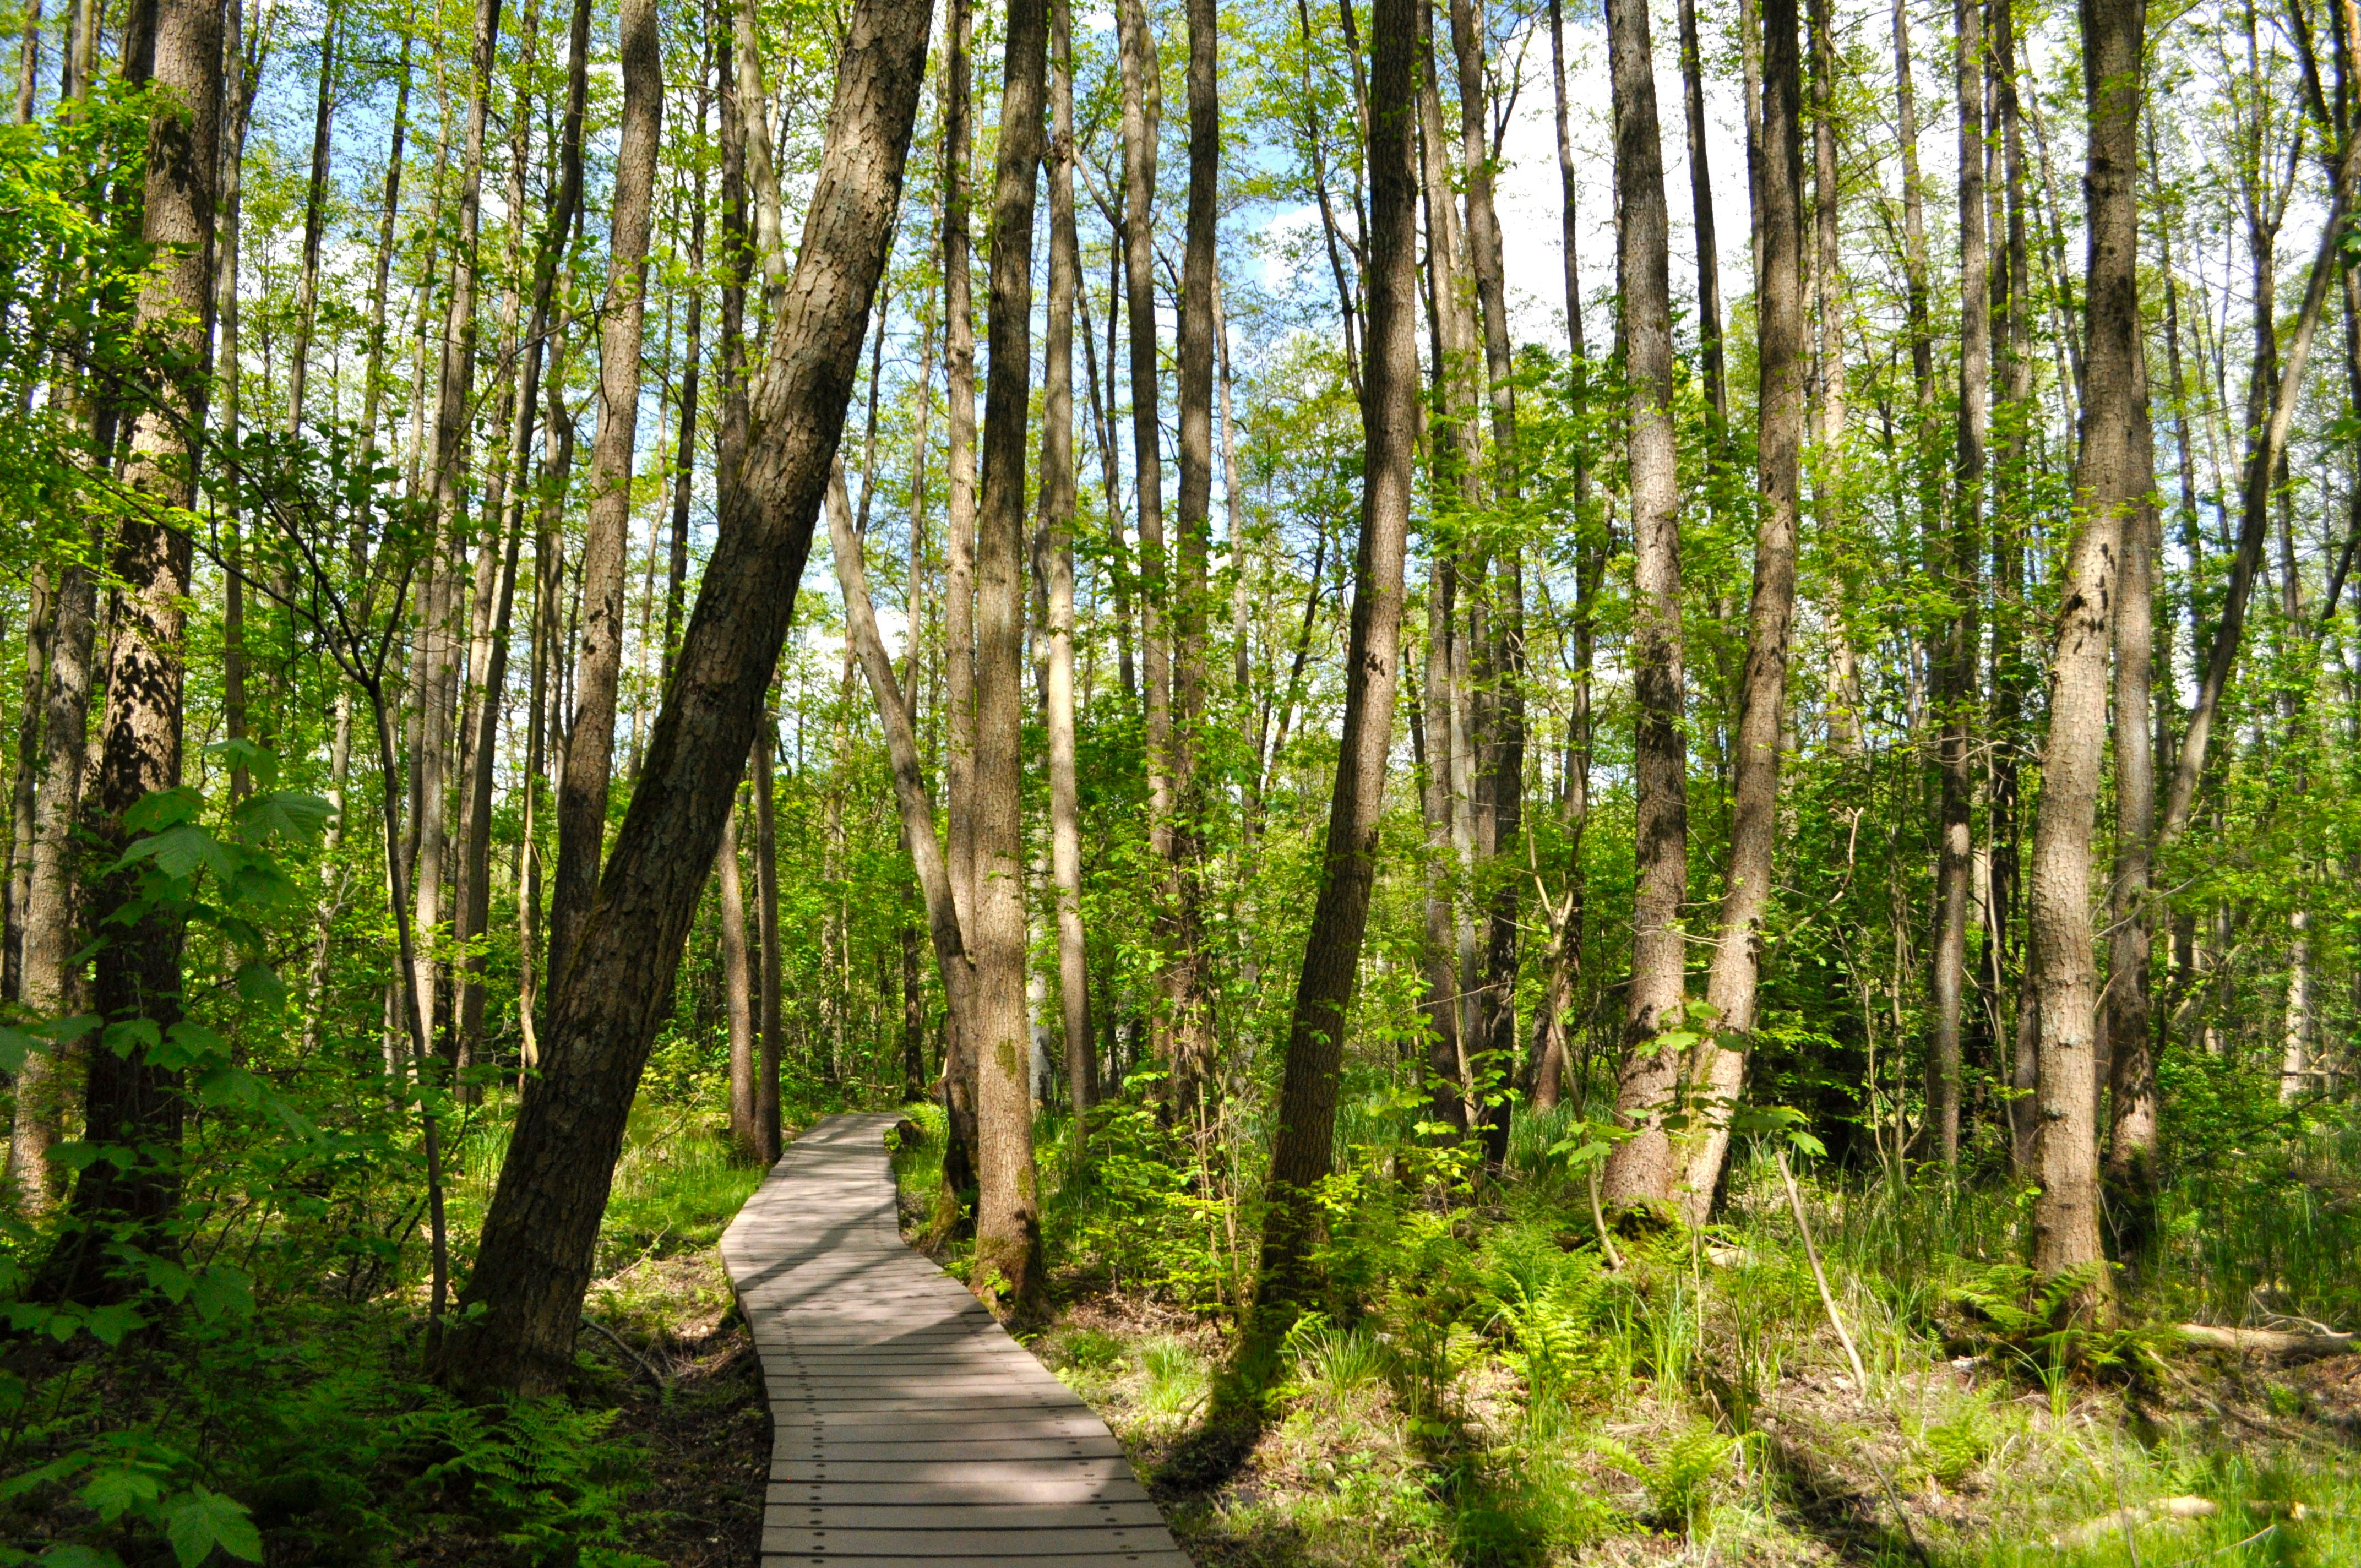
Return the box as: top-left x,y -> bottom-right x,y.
720,1112 -> 1188,1567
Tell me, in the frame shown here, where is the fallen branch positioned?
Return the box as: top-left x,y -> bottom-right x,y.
2179,1324 -> 2357,1360
2055,1495 -> 2218,1548
581,1313 -> 671,1390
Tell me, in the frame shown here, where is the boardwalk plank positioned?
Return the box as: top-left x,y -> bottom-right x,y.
722,1114 -> 1185,1566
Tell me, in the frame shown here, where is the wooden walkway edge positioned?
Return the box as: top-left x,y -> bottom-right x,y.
720,1112 -> 1190,1566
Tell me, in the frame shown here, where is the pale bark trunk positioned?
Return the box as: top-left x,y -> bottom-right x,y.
447,0 -> 930,1392
2030,0 -> 2146,1300
972,0 -> 1048,1313
549,0 -> 661,989
720,796 -> 757,1156
1253,0 -> 1414,1327
753,715 -> 782,1163
1674,0 -> 1724,431
1044,0 -> 1096,1125
1677,0 -> 1803,1218
942,0 -> 981,944
7,562 -> 95,1212
45,0 -> 219,1303
1596,0 -> 1691,1211
2106,374 -> 2159,1216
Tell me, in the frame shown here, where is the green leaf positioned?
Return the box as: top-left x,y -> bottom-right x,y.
164,1487 -> 263,1567
81,1303 -> 144,1347
234,790 -> 332,845
100,1019 -> 161,1059
0,1026 -> 34,1074
188,1266 -> 252,1324
122,787 -> 203,834
79,1463 -> 159,1523
39,1548 -> 125,1568
232,963 -> 287,1008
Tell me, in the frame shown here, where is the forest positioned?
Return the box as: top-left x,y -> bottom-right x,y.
0,0 -> 2358,1556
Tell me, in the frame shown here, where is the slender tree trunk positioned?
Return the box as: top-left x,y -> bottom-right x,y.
285,5 -> 337,434
971,0 -> 1049,1314
942,0 -> 981,942
1674,0 -> 1724,431
360,31 -> 412,454
445,0 -> 929,1393
2105,354 -> 2159,1234
1676,0 -> 1802,1218
548,0 -> 661,989
1163,0 -> 1220,1123
1596,0 -> 1691,1211
6,567 -> 48,1003
2029,0 -> 2146,1302
752,714 -> 782,1163
43,0 -> 220,1304
1043,0 -> 1096,1128
214,0 -> 255,803
1252,0 -> 1415,1335
1929,0 -> 1988,1170
7,561 -> 94,1211
720,794 -> 757,1156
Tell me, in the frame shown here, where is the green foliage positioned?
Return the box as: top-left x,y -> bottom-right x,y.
1596,1422 -> 1736,1536
392,1396 -> 657,1567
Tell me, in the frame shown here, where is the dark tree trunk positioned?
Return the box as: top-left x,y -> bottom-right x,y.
445,0 -> 932,1393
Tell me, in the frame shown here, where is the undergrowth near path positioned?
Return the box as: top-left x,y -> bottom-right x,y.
894,1098 -> 2361,1567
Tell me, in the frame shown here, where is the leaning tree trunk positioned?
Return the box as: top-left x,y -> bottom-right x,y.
2029,0 -> 2147,1305
1251,0 -> 1415,1341
1596,0 -> 1692,1212
548,0 -> 661,989
1675,0 -> 1803,1219
43,0 -> 220,1306
444,0 -> 931,1394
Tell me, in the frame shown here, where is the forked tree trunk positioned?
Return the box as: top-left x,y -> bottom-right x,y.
1252,0 -> 1415,1336
1596,0 -> 1691,1212
445,0 -> 931,1393
971,0 -> 1049,1314
549,0 -> 661,989
43,0 -> 220,1305
1675,0 -> 1803,1219
2029,0 -> 2147,1303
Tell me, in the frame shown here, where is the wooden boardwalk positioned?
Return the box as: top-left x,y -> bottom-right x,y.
720,1112 -> 1189,1567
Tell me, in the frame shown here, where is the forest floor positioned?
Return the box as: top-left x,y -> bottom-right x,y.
871,1110 -> 2361,1568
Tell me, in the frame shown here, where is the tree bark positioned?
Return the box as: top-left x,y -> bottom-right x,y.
1043,0 -> 1096,1129
971,0 -> 1049,1313
1252,0 -> 1414,1333
2029,0 -> 2146,1302
942,0 -> 981,946
1674,0 -> 1725,431
720,794 -> 757,1156
2105,352 -> 2159,1233
549,0 -> 661,990
284,5 -> 337,434
1928,0 -> 1987,1170
445,0 -> 930,1393
43,0 -> 219,1304
1596,0 -> 1691,1211
752,713 -> 782,1163
1676,0 -> 1802,1218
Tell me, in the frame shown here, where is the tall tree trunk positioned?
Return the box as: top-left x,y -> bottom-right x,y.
214,0 -> 255,804
720,794 -> 757,1156
7,560 -> 95,1211
1676,0 -> 1803,1218
1043,0 -> 1096,1129
2029,0 -> 2147,1302
752,713 -> 782,1163
2105,354 -> 2159,1235
6,568 -> 48,1003
548,0 -> 660,989
285,5 -> 337,434
360,30 -> 412,454
1251,0 -> 1414,1335
445,0 -> 930,1393
1596,0 -> 1691,1211
1674,0 -> 1725,431
942,0 -> 981,943
1929,0 -> 1987,1170
43,0 -> 220,1305
1116,0 -> 1173,1025
1164,0 -> 1220,1123
972,0 -> 1048,1314
412,0 -> 505,1067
